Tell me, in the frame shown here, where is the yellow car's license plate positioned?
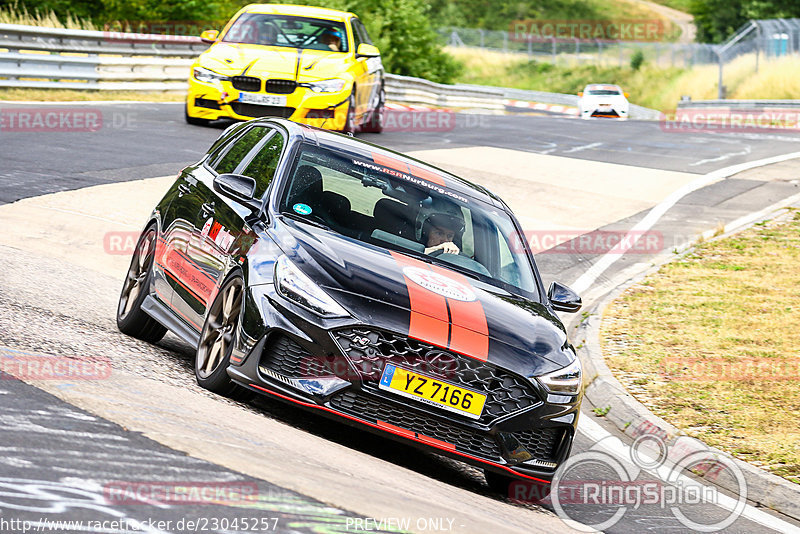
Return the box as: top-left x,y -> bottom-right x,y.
379,364 -> 486,419
239,92 -> 287,106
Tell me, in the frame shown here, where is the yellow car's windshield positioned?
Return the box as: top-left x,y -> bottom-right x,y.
222,13 -> 349,53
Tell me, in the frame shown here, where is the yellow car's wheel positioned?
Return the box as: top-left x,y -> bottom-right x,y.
361,84 -> 384,134
342,93 -> 357,134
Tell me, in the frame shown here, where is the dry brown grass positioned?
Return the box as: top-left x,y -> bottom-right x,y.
0,89 -> 183,102
602,212 -> 800,484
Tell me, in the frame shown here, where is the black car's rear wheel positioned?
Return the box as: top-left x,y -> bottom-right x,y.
195,274 -> 253,400
116,226 -> 167,343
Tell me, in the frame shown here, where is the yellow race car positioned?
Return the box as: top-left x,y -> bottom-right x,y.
186,4 -> 385,133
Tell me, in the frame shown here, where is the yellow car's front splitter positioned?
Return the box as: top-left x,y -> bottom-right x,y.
186,80 -> 352,131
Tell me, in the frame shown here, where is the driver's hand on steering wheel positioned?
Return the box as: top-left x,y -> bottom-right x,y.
425,241 -> 460,255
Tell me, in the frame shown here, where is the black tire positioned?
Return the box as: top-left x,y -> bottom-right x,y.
361,84 -> 385,134
185,103 -> 211,126
116,226 -> 167,343
195,273 -> 254,401
484,470 -> 551,503
342,92 -> 357,134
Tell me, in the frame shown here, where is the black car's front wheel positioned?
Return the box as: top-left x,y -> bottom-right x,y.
117,226 -> 167,343
195,273 -> 253,400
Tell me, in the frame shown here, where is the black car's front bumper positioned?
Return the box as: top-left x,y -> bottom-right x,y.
228,285 -> 580,484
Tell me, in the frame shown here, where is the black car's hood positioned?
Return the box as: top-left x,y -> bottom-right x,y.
272,217 -> 573,376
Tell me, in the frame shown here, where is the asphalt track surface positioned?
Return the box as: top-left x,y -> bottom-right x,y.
2,102 -> 800,533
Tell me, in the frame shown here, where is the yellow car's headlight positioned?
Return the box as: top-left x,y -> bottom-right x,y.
193,67 -> 228,84
301,78 -> 347,93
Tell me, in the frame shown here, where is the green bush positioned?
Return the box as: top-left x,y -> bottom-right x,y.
630,49 -> 645,71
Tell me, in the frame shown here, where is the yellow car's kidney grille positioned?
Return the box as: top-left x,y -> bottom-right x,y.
230,76 -> 261,92
266,79 -> 297,94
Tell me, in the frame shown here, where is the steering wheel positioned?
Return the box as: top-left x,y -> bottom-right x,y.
428,250 -> 492,276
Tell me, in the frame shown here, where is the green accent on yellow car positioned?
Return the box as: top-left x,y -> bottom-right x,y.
186,3 -> 385,133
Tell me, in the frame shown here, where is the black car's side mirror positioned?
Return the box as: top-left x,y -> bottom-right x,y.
213,173 -> 260,210
547,282 -> 582,313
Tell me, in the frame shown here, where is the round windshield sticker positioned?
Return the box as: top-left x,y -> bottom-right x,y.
293,203 -> 312,215
403,266 -> 476,302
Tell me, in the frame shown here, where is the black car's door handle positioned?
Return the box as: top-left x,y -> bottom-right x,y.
178,183 -> 192,197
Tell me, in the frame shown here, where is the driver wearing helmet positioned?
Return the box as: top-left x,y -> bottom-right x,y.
416,198 -> 465,255
319,28 -> 343,52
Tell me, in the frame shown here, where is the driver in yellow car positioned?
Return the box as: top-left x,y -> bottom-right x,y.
319,28 -> 343,52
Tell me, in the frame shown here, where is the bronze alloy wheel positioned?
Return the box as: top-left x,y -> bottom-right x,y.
116,226 -> 166,343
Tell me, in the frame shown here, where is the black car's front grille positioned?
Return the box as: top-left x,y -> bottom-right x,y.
229,103 -> 296,118
230,75 -> 261,92
258,334 -> 332,378
330,390 -> 502,460
266,79 -> 297,94
333,328 -> 542,424
514,428 -> 562,463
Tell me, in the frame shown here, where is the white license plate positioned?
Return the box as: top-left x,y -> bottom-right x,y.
238,92 -> 287,106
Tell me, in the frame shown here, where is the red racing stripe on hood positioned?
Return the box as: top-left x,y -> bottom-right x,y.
390,251 -> 450,349
431,265 -> 489,361
390,252 -> 489,361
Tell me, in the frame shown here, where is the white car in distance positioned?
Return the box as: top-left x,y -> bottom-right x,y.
578,84 -> 629,120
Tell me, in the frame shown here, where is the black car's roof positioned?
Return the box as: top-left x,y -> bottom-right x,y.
260,118 -> 505,207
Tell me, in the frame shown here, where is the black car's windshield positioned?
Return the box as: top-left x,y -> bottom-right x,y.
278,144 -> 540,300
222,13 -> 349,53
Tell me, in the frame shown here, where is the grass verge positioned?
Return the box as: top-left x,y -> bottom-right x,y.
448,47 -> 800,111
0,89 -> 184,102
601,211 -> 800,484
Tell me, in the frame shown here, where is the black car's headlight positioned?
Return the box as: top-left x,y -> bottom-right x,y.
274,255 -> 348,317
536,358 -> 582,395
193,67 -> 228,84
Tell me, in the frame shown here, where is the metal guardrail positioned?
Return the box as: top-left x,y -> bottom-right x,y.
0,23 -> 662,118
678,99 -> 800,109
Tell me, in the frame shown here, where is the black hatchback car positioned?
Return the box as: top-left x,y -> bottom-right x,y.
117,118 -> 584,491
